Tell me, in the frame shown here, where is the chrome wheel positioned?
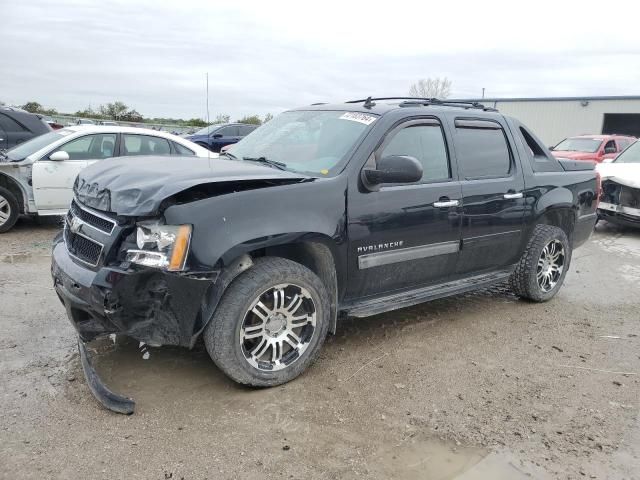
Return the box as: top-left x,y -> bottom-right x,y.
0,194 -> 11,227
537,239 -> 565,292
240,283 -> 317,371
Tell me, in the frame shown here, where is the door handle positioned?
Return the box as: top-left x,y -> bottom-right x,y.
503,192 -> 523,199
433,199 -> 460,208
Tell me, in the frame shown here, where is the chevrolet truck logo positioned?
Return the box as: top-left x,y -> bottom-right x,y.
69,216 -> 83,234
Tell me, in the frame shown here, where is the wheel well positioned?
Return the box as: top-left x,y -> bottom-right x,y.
0,173 -> 25,214
537,208 -> 575,242
252,241 -> 339,334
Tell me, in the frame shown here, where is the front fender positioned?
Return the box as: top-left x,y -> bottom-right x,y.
163,175 -> 348,270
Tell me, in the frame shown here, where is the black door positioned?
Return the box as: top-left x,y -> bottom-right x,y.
447,116 -> 526,275
346,117 -> 463,299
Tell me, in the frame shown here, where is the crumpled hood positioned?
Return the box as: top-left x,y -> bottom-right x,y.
596,162 -> 640,189
74,155 -> 311,216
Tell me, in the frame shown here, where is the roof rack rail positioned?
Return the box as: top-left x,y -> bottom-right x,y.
346,97 -> 498,112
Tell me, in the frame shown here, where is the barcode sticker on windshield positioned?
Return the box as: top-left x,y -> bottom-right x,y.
339,112 -> 377,125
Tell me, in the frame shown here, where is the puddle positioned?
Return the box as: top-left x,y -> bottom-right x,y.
88,336 -> 234,405
371,437 -> 550,479
372,438 -> 485,480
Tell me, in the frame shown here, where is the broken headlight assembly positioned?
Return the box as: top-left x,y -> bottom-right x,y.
125,222 -> 192,271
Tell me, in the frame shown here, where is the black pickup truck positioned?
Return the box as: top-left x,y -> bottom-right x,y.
51,98 -> 599,413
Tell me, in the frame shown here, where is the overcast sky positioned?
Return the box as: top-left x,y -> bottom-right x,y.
1,0 -> 639,121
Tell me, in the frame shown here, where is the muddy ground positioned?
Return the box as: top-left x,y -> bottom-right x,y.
1,216 -> 639,479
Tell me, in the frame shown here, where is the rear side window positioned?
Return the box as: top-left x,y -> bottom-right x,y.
381,123 -> 450,182
0,113 -> 28,132
216,126 -> 239,136
123,135 -> 171,156
454,120 -> 511,179
172,142 -> 195,156
239,125 -> 257,136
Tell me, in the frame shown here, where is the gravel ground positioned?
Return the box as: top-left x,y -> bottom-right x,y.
1,216 -> 639,479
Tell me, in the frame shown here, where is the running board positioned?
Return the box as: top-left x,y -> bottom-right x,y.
342,268 -> 514,318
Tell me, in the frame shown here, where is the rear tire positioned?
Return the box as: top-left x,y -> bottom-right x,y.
204,257 -> 330,387
510,225 -> 571,302
0,186 -> 19,233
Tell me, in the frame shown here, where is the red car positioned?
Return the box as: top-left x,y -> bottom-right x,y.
550,134 -> 636,163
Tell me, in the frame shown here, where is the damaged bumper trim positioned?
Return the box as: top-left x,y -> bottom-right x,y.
598,201 -> 640,218
78,339 -> 135,415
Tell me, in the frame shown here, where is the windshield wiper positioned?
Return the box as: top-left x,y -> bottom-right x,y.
242,156 -> 287,171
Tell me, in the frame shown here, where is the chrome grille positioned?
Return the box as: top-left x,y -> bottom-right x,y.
63,201 -> 110,267
70,200 -> 116,234
63,226 -> 103,266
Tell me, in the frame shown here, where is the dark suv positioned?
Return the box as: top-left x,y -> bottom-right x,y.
185,123 -> 258,152
0,107 -> 51,150
51,97 -> 599,413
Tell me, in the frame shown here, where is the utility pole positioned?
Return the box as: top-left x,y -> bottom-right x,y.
482,88 -> 485,99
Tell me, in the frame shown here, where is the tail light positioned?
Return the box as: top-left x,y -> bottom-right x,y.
595,170 -> 602,208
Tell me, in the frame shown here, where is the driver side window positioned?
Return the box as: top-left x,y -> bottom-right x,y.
55,134 -> 117,160
381,123 -> 450,182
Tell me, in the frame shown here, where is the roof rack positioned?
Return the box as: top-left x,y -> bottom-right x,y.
346,97 -> 498,112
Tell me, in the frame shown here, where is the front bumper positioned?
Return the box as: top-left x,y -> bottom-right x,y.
51,237 -> 216,347
52,235 -> 219,414
598,202 -> 640,228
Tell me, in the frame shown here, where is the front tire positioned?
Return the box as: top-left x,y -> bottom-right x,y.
204,257 -> 330,386
510,225 -> 571,302
0,186 -> 19,233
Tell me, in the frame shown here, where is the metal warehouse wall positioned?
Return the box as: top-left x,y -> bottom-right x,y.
478,98 -> 640,146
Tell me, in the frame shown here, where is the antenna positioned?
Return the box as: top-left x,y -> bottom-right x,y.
206,72 -> 210,162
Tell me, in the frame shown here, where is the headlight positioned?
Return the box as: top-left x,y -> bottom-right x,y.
126,222 -> 192,271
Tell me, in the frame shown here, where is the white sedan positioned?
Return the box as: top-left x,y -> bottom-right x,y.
0,126 -> 215,232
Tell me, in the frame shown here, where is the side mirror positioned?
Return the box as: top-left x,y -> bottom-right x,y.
212,133 -> 223,139
548,146 -> 554,151
49,151 -> 70,161
363,155 -> 423,188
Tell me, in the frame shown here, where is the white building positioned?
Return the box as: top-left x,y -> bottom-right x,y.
460,96 -> 640,146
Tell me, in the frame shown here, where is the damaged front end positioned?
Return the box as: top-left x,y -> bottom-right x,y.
51,200 -> 222,414
599,180 -> 640,227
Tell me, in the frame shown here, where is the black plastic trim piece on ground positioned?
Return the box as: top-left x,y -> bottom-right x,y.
77,339 -> 135,415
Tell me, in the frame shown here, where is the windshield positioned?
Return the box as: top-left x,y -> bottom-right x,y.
193,125 -> 220,136
227,110 -> 376,175
614,140 -> 640,163
554,138 -> 602,153
5,131 -> 68,161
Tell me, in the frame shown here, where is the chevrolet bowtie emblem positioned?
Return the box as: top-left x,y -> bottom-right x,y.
69,216 -> 82,234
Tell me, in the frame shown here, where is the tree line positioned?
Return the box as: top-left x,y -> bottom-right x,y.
9,100 -> 274,127
5,78 -> 451,129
